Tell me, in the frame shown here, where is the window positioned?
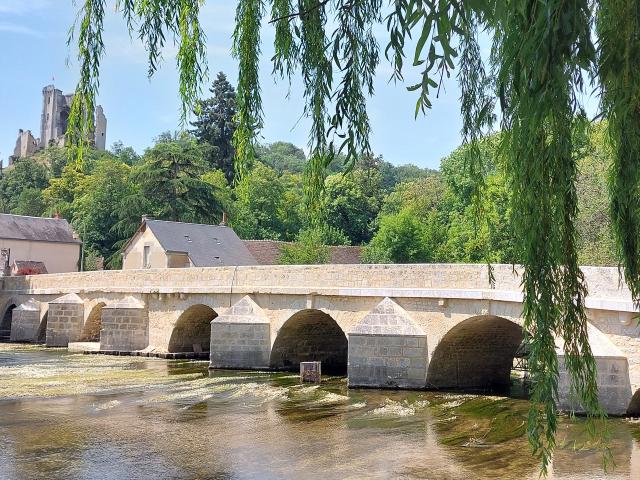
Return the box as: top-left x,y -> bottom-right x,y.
143,245 -> 151,268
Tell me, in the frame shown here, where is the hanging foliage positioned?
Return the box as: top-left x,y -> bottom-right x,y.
67,0 -> 640,470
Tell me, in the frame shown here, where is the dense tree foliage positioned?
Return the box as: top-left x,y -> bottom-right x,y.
132,132 -> 221,224
0,157 -> 49,213
191,72 -> 238,181
279,228 -> 330,264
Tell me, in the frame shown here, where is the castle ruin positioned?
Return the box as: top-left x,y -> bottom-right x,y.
9,85 -> 107,165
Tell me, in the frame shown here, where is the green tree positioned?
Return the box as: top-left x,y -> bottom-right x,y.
257,141 -> 307,174
191,72 -> 237,181
362,210 -> 430,264
31,147 -> 68,177
232,162 -> 286,240
575,123 -> 616,266
135,132 -> 222,223
323,172 -> 380,245
0,157 -> 49,213
42,164 -> 86,220
12,188 -> 47,217
278,228 -> 330,265
201,169 -> 234,215
73,159 -> 137,268
111,141 -> 141,166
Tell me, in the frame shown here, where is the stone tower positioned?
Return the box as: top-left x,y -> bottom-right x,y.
13,129 -> 38,159
40,85 -> 73,149
38,85 -> 106,150
10,85 -> 108,162
94,105 -> 107,150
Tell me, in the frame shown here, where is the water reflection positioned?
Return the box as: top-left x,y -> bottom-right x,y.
0,344 -> 637,479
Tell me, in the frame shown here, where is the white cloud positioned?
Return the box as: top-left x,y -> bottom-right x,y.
0,22 -> 42,36
0,0 -> 51,15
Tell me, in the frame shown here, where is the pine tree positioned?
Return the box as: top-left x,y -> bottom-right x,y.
191,72 -> 237,182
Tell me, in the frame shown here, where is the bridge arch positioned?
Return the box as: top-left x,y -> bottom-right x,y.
80,302 -> 106,342
427,315 -> 523,392
168,304 -> 218,354
270,309 -> 348,374
0,301 -> 17,341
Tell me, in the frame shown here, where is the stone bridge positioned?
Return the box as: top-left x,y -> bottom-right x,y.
1,264 -> 639,415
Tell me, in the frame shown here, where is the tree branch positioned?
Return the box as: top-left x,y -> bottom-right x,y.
269,0 -> 330,24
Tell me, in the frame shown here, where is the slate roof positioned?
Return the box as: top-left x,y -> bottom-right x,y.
144,219 -> 257,267
0,213 -> 81,244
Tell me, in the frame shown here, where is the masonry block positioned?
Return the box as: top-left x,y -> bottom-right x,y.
100,296 -> 148,351
557,324 -> 633,416
46,293 -> 84,347
348,297 -> 427,389
10,299 -> 41,342
210,295 -> 270,369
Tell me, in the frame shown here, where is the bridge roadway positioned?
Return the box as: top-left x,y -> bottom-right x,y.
1,263 -> 639,415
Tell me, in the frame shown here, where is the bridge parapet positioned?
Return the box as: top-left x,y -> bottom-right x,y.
0,264 -> 633,303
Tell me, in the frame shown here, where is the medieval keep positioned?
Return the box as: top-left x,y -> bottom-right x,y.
9,84 -> 107,164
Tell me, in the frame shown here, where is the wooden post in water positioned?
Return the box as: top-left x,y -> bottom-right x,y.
300,361 -> 321,384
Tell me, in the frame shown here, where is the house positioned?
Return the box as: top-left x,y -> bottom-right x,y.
121,217 -> 257,269
0,213 -> 81,274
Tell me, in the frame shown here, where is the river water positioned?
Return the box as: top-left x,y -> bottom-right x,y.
0,344 -> 639,480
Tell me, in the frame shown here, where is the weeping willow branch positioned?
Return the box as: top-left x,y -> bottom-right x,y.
496,0 -> 607,472
66,0 -> 105,166
269,0 -> 330,23
232,0 -> 264,181
457,13 -> 496,283
597,0 -> 640,306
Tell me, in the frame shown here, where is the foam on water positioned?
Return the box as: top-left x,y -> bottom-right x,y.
367,399 -> 417,417
94,400 -> 121,411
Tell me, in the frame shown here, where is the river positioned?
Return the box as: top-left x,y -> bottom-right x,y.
0,344 -> 638,479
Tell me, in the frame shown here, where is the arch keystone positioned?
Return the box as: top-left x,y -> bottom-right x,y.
210,295 -> 270,369
348,298 -> 427,389
10,299 -> 42,342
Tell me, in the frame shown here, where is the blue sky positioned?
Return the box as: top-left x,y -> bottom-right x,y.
0,1 -> 465,170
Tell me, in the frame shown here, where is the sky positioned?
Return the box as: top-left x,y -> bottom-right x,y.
0,0 -> 466,170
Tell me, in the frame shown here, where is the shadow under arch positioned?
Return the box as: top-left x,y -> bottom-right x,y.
427,315 -> 523,392
270,309 -> 348,375
80,302 -> 106,342
168,304 -> 217,354
36,311 -> 48,344
0,302 -> 17,341
627,390 -> 640,416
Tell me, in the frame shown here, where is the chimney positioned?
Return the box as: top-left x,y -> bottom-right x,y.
53,211 -> 61,220
0,248 -> 10,277
142,214 -> 153,223
220,211 -> 228,226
